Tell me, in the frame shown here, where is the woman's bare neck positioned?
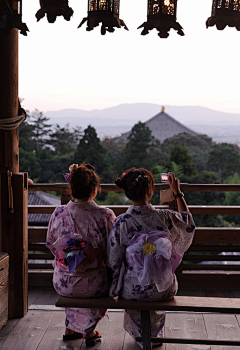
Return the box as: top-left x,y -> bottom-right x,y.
74,198 -> 91,203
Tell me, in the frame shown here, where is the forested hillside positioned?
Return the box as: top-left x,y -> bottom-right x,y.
20,110 -> 240,227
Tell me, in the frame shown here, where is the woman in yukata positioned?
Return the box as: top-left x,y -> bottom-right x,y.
107,168 -> 195,348
46,163 -> 116,346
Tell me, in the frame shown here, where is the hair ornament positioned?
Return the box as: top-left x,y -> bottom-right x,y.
64,163 -> 79,183
122,172 -> 128,178
69,164 -> 79,172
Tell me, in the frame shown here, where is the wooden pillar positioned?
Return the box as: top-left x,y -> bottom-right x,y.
0,26 -> 28,318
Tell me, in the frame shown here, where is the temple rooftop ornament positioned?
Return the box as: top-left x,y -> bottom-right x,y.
78,0 -> 128,35
0,0 -> 29,36
206,0 -> 240,31
35,0 -> 74,23
138,0 -> 184,38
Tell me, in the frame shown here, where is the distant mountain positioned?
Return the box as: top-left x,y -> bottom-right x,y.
44,104 -> 240,144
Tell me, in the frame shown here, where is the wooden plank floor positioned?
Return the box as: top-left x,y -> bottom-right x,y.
0,288 -> 240,350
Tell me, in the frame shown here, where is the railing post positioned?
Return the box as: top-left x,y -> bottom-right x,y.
60,187 -> 72,205
10,173 -> 28,317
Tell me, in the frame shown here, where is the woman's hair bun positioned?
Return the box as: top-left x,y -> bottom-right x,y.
139,175 -> 148,189
69,162 -> 100,199
115,178 -> 125,189
85,164 -> 95,171
115,168 -> 155,201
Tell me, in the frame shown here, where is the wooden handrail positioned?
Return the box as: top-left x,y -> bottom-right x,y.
28,183 -> 240,192
28,204 -> 240,215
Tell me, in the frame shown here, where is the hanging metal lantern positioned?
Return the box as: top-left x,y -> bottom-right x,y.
206,0 -> 240,31
138,0 -> 184,38
78,0 -> 128,35
35,0 -> 74,23
0,0 -> 29,36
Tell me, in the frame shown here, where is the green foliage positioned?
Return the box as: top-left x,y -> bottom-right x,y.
19,118 -> 36,152
19,148 -> 41,181
185,170 -> 225,227
169,142 -> 197,177
121,122 -> 154,170
169,162 -> 184,179
162,133 -> 213,173
206,143 -> 240,180
30,109 -> 52,152
222,173 -> 240,225
102,137 -> 126,175
50,124 -> 79,156
74,125 -> 114,183
96,192 -> 131,205
19,111 -> 240,228
162,133 -> 214,154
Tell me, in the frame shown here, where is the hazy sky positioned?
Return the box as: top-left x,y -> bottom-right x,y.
19,0 -> 240,114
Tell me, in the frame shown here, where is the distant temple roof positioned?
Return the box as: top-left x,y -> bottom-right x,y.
121,108 -> 197,143
28,191 -> 61,224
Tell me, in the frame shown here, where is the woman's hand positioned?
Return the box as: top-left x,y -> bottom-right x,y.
168,172 -> 189,212
168,172 -> 181,195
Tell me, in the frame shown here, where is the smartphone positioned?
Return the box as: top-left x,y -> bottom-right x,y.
160,173 -> 170,182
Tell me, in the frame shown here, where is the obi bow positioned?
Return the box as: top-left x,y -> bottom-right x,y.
57,238 -> 96,272
126,231 -> 182,292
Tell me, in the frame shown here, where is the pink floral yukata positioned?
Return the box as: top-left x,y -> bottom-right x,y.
107,204 -> 195,348
46,200 -> 115,334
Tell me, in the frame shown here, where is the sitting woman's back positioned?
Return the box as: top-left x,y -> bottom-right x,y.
46,163 -> 115,344
107,168 -> 195,348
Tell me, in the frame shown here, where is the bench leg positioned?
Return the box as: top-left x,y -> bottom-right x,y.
140,310 -> 152,350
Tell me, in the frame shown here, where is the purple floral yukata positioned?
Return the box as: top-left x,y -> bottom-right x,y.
107,204 -> 195,348
46,200 -> 115,334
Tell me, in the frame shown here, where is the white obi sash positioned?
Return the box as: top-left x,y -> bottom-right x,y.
125,230 -> 182,292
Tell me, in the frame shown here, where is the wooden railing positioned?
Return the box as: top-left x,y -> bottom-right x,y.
28,183 -> 240,288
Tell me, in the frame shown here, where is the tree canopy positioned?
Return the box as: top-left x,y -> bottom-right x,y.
74,125 -> 114,183
121,122 -> 154,170
19,111 -> 240,227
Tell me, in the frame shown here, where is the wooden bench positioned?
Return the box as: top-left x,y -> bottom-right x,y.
55,295 -> 240,349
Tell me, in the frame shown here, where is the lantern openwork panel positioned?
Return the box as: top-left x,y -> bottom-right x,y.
148,0 -> 175,17
212,0 -> 240,15
88,0 -> 119,15
207,0 -> 240,30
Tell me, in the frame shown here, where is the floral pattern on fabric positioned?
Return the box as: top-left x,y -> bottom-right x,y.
107,204 -> 195,345
46,200 -> 115,334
